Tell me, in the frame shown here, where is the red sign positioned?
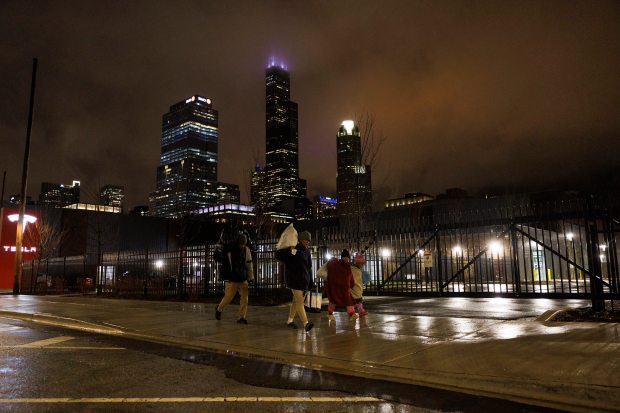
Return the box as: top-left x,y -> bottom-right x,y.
0,208 -> 41,289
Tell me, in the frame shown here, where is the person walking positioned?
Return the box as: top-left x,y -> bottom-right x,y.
323,249 -> 358,321
275,230 -> 315,332
350,253 -> 369,316
214,233 -> 254,324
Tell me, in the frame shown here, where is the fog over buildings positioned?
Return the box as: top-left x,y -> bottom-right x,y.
2,1 -> 619,211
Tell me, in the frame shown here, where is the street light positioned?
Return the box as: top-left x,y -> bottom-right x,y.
488,240 -> 503,256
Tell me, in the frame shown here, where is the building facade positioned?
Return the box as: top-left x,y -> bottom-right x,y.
99,185 -> 125,211
313,195 -> 338,220
262,61 -> 309,220
336,121 -> 372,225
384,192 -> 434,209
149,95 -> 239,218
39,181 -> 81,208
250,164 -> 265,208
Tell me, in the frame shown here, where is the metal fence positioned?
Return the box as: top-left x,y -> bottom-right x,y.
21,197 -> 620,308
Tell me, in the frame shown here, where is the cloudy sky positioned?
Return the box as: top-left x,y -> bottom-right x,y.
2,0 -> 619,210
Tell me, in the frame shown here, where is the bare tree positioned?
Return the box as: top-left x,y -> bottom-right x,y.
24,209 -> 66,292
356,111 -> 387,172
348,112 -> 388,252
245,149 -> 278,241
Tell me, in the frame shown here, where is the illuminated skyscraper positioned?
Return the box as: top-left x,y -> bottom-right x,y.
263,60 -> 309,219
99,185 -> 124,211
336,120 -> 372,224
39,180 -> 81,208
150,95 -> 238,218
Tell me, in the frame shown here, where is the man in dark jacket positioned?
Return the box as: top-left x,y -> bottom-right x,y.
214,233 -> 254,324
275,230 -> 314,332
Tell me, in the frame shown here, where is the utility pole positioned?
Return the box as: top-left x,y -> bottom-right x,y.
0,171 -> 6,248
13,58 -> 38,295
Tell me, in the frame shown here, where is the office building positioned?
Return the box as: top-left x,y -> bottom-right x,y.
250,164 -> 265,209
314,195 -> 338,220
216,182 -> 240,205
99,185 -> 124,211
336,120 -> 372,224
262,60 -> 309,219
39,180 -> 80,208
149,95 -> 239,218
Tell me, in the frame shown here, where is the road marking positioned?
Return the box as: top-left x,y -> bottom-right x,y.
0,325 -> 23,332
17,336 -> 75,348
0,396 -> 382,403
2,336 -> 125,350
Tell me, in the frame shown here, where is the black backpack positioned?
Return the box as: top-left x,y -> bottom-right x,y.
231,246 -> 247,278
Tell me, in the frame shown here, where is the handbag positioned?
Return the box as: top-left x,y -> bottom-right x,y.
304,286 -> 322,313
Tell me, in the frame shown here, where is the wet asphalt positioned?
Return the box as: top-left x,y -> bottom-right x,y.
0,294 -> 617,413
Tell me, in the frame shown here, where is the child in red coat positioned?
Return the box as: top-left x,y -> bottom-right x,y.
323,249 -> 358,321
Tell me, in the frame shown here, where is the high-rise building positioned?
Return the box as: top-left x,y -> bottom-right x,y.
262,60 -> 309,219
39,180 -> 81,208
215,182 -> 240,205
313,195 -> 338,220
336,120 -> 372,225
250,164 -> 265,208
99,185 -> 124,211
149,95 -> 239,218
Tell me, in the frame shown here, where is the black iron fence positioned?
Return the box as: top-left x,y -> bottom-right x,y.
21,197 -> 620,308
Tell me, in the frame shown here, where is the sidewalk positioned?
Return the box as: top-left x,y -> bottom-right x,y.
1,294 -> 618,412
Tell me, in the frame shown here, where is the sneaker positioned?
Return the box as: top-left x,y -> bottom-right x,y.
304,322 -> 314,332
358,309 -> 369,316
328,314 -> 336,321
287,322 -> 298,329
237,318 -> 248,324
349,313 -> 359,320
215,305 -> 222,320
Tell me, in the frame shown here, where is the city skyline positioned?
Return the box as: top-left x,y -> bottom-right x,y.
2,1 -> 619,211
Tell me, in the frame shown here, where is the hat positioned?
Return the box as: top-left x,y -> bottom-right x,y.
237,234 -> 247,245
354,253 -> 366,266
340,249 -> 350,259
298,230 -> 311,242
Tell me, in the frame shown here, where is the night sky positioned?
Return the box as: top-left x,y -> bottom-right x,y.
2,1 -> 619,210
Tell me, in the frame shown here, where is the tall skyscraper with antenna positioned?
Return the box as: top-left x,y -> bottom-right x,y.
262,59 -> 309,220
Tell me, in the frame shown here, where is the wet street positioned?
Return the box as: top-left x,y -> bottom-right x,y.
0,315 -> 562,413
0,318 -> 442,413
1,294 -> 616,413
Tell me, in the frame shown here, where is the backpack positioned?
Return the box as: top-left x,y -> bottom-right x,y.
230,246 -> 248,279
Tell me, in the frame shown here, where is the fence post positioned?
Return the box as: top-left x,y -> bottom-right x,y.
144,248 -> 149,298
510,223 -> 522,296
585,197 -> 605,312
435,226 -> 443,295
62,256 -> 66,293
602,212 -> 619,299
177,247 -> 184,299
